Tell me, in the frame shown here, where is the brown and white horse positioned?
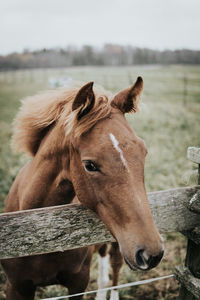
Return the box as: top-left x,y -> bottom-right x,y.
1,78 -> 164,300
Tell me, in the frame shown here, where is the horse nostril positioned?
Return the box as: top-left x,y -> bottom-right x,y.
148,250 -> 164,269
135,249 -> 164,270
135,249 -> 148,269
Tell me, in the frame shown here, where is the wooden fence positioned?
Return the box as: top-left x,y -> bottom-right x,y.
0,147 -> 200,299
175,147 -> 200,299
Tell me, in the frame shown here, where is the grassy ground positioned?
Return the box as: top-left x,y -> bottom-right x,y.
0,65 -> 200,299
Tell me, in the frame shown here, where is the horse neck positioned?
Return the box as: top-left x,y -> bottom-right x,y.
20,125 -> 75,210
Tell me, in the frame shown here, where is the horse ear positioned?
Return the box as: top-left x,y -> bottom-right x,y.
72,82 -> 95,120
111,77 -> 143,113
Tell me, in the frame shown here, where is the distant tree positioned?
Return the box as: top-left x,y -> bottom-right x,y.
0,45 -> 200,70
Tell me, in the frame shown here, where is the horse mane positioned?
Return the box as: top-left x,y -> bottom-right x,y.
12,83 -> 113,157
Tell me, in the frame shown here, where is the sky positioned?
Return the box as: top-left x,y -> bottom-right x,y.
1,0 -> 200,55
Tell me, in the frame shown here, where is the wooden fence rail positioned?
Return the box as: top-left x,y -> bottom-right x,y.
0,186 -> 200,260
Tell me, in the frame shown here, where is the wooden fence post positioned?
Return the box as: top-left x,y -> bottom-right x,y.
175,147 -> 200,300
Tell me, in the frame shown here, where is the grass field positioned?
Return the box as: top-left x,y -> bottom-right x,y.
0,65 -> 200,299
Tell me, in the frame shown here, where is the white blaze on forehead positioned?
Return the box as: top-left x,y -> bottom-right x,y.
109,133 -> 129,171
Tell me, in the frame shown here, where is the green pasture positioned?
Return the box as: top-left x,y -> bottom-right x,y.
0,65 -> 199,299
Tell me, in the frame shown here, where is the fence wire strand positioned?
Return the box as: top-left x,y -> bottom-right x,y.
41,274 -> 174,300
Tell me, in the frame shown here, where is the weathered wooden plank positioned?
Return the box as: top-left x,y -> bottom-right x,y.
0,186 -> 199,260
187,147 -> 200,164
175,266 -> 200,299
0,204 -> 115,260
148,186 -> 200,233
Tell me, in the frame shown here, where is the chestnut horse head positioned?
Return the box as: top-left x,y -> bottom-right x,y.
13,78 -> 164,270
68,78 -> 163,270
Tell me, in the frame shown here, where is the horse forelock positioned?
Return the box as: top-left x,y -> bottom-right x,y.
12,84 -> 112,156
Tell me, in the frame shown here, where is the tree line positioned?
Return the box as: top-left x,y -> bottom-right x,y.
0,44 -> 200,70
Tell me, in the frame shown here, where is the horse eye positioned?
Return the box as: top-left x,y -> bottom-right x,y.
84,161 -> 99,172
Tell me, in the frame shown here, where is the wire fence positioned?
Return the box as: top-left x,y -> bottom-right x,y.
41,274 -> 174,300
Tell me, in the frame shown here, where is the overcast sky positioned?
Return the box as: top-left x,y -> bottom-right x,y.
1,0 -> 200,55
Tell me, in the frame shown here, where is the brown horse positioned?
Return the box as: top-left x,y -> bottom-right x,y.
1,78 -> 164,300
